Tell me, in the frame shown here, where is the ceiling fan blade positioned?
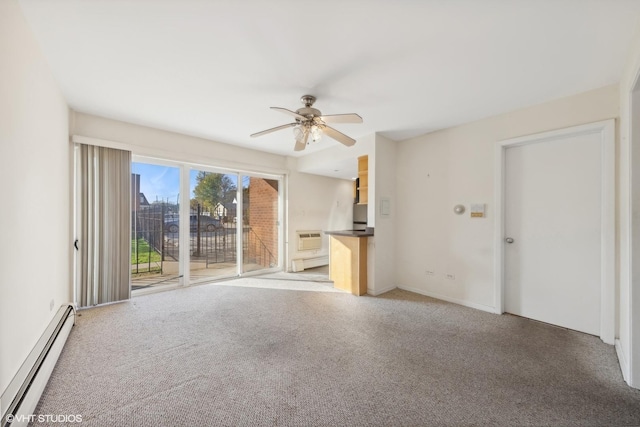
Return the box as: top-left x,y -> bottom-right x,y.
319,113 -> 363,124
323,126 -> 356,146
294,131 -> 308,151
250,122 -> 297,138
271,107 -> 307,121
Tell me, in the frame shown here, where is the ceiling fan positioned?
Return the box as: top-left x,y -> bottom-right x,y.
250,95 -> 363,151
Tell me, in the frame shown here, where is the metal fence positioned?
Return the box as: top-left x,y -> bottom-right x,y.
132,203 -> 276,275
132,205 -> 169,275
244,228 -> 277,268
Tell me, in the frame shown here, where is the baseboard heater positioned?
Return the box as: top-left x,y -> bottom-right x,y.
291,255 -> 329,272
1,305 -> 75,427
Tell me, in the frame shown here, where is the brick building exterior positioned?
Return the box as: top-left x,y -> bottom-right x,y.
247,178 -> 278,267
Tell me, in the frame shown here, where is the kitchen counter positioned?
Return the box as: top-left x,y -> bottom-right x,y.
324,228 -> 373,296
324,228 -> 374,237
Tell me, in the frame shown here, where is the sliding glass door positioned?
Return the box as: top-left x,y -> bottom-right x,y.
189,169 -> 239,283
129,157 -> 283,293
131,161 -> 181,292
242,175 -> 280,274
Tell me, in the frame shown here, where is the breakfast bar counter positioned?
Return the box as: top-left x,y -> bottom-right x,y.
324,228 -> 373,296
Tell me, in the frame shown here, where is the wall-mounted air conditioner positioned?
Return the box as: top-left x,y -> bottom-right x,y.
297,230 -> 322,251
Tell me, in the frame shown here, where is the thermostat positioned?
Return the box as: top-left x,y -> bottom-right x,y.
470,204 -> 485,218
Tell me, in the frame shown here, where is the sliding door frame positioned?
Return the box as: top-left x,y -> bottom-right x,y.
130,155 -> 186,295
72,134 -> 287,297
185,165 -> 241,285
237,171 -> 285,278
134,157 -> 285,287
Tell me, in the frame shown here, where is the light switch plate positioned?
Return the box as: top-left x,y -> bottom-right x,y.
380,197 -> 391,217
470,203 -> 485,218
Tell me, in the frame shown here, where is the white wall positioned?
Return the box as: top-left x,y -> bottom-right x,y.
396,85 -> 619,312
0,0 -> 71,399
296,134 -> 375,187
72,112 -> 287,174
619,26 -> 640,387
369,134 -> 397,295
286,158 -> 353,270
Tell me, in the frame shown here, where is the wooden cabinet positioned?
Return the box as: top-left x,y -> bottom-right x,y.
329,235 -> 368,296
357,155 -> 368,205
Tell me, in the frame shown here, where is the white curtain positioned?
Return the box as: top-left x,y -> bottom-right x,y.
77,144 -> 131,307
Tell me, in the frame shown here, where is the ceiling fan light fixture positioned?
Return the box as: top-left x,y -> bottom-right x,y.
293,125 -> 305,142
310,124 -> 322,143
251,95 -> 362,151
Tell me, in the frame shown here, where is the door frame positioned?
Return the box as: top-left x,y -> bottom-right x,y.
237,171 -> 285,277
493,119 -> 615,344
183,167 -> 286,284
129,156 -> 286,290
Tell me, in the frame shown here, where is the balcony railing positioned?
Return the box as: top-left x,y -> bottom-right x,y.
132,204 -> 276,277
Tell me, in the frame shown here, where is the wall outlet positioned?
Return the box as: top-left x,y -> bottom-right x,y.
445,273 -> 456,280
425,270 -> 435,276
49,299 -> 54,311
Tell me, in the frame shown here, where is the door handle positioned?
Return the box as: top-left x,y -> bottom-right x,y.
505,237 -> 514,244
74,239 -> 79,251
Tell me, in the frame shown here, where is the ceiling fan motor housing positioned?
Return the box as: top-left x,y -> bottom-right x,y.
296,107 -> 322,120
297,95 -> 321,120
300,95 -> 316,107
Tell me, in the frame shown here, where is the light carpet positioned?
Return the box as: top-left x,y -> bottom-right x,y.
31,278 -> 640,426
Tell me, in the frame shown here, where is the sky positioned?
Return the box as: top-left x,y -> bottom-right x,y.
132,162 -> 243,203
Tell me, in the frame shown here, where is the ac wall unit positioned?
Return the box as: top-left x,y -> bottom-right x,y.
297,231 -> 322,251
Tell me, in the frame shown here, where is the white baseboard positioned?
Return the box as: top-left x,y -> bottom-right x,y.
397,285 -> 499,314
615,339 -> 630,384
367,284 -> 397,296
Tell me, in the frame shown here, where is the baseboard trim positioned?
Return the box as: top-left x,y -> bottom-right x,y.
1,305 -> 75,425
615,339 -> 630,384
397,285 -> 499,314
367,284 -> 397,296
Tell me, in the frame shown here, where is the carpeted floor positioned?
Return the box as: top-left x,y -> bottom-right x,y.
31,276 -> 640,426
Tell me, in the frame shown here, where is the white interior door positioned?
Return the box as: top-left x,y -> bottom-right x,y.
504,131 -> 602,335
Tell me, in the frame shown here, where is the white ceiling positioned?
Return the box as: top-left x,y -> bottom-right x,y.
18,0 -> 640,178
